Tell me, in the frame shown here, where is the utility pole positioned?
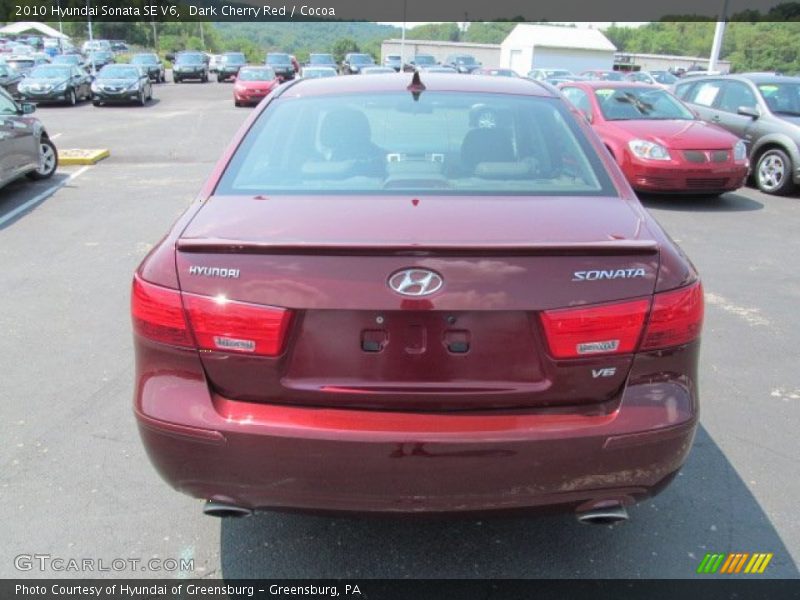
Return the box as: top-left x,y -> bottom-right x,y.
200,22 -> 205,50
87,0 -> 95,75
709,0 -> 730,72
400,0 -> 407,71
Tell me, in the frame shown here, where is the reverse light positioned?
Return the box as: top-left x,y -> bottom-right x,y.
628,139 -> 671,161
183,293 -> 292,357
540,299 -> 649,359
540,281 -> 704,359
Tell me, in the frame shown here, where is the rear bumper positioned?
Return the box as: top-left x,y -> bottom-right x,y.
135,342 -> 699,515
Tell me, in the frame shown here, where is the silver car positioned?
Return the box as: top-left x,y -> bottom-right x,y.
0,87 -> 57,190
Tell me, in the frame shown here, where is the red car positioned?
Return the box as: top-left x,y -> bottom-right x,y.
132,74 -> 703,522
233,65 -> 280,107
560,81 -> 749,195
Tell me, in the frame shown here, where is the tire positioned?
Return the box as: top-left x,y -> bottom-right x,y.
755,148 -> 796,195
27,137 -> 57,180
174,76 -> 180,84
202,73 -> 208,83
92,100 -> 101,107
66,88 -> 76,106
138,90 -> 146,106
234,99 -> 241,107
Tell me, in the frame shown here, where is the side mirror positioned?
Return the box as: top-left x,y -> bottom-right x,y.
19,102 -> 35,114
583,111 -> 593,124
737,105 -> 760,119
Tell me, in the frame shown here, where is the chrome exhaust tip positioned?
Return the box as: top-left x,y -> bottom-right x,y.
203,501 -> 253,518
577,504 -> 629,525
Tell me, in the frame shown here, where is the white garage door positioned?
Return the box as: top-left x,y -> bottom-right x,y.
532,48 -> 613,74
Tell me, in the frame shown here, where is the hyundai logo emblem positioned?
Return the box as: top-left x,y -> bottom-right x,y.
388,268 -> 444,297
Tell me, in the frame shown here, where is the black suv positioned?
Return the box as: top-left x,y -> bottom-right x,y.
675,73 -> 800,195
173,52 -> 209,83
265,53 -> 295,81
217,52 -> 246,82
340,53 -> 375,75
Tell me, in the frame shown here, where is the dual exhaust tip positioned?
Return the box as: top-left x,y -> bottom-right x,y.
203,500 -> 630,523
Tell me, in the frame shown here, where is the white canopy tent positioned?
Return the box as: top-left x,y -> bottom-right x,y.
0,22 -> 70,39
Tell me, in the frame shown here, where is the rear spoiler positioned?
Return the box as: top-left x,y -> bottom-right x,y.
176,238 -> 659,256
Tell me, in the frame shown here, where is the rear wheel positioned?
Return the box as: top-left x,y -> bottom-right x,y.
174,76 -> 180,84
755,148 -> 796,195
66,88 -> 76,106
27,137 -> 57,180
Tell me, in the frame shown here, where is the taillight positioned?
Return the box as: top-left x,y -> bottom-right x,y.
640,281 -> 703,350
540,281 -> 704,359
131,274 -> 192,347
183,293 -> 292,357
540,299 -> 649,359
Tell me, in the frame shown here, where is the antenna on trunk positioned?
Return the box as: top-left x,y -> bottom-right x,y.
407,70 -> 426,101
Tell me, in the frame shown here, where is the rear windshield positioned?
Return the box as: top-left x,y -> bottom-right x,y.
98,65 -> 139,79
309,54 -> 335,64
349,54 -> 374,65
132,54 -> 158,65
216,91 -> 613,196
176,54 -> 204,65
53,55 -> 80,65
29,66 -> 71,79
594,87 -> 694,121
238,67 -> 275,81
223,53 -> 246,64
267,54 -> 291,65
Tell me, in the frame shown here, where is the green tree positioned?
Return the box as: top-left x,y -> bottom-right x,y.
332,38 -> 360,63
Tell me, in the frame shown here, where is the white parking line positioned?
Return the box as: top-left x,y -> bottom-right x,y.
0,166 -> 90,228
50,133 -> 63,140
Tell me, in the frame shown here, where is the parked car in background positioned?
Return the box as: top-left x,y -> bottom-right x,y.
131,53 -> 166,83
383,54 -> 404,72
208,55 -> 223,74
17,64 -> 93,106
132,73 -> 704,521
82,39 -> 111,55
8,43 -> 34,56
0,87 -> 57,189
173,52 -> 209,83
422,66 -> 458,74
307,53 -> 337,69
409,54 -> 438,71
91,64 -> 153,106
581,70 -> 625,81
86,50 -> 115,71
674,73 -> 800,195
444,54 -> 481,74
265,52 -> 296,81
216,52 -> 247,82
4,56 -> 48,76
51,54 -> 86,69
544,75 -> 589,86
359,66 -> 396,75
560,81 -> 748,196
233,65 -> 280,107
528,68 -> 574,81
340,53 -> 375,75
300,66 -> 338,79
476,68 -> 519,77
110,40 -> 129,52
0,64 -> 23,97
625,70 -> 679,89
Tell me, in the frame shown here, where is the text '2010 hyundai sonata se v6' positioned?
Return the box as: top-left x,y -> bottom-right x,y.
132,73 -> 703,523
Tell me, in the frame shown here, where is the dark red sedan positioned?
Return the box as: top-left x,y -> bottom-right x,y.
132,74 -> 703,522
560,81 -> 749,195
233,66 -> 280,107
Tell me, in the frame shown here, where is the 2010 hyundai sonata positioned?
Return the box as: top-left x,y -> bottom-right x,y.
132,73 -> 703,522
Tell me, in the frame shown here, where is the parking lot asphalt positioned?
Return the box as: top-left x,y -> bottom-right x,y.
0,76 -> 798,580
